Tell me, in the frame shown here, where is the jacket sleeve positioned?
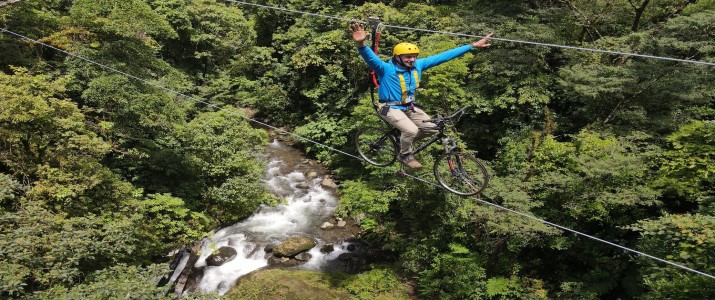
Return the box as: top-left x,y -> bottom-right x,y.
357,45 -> 388,76
416,44 -> 474,70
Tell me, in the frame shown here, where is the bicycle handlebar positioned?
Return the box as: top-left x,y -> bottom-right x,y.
423,106 -> 469,124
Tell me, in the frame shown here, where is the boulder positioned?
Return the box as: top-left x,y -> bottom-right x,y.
321,177 -> 337,189
306,171 -> 318,179
320,244 -> 334,254
264,245 -> 274,253
273,237 -> 316,257
336,220 -> 347,228
320,222 -> 335,230
295,252 -> 313,261
206,246 -> 238,267
267,255 -> 304,267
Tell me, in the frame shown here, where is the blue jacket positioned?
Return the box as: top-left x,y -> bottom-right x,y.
358,44 -> 474,111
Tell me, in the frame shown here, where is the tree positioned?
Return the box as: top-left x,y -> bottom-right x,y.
629,213 -> 715,299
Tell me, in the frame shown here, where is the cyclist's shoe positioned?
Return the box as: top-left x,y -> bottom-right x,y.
399,153 -> 422,169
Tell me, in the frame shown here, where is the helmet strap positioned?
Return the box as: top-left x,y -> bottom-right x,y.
393,55 -> 408,68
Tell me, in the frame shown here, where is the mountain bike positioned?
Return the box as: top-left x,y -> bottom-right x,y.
354,106 -> 489,196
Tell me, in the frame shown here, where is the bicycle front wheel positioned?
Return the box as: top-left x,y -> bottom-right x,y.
434,152 -> 489,196
355,126 -> 398,167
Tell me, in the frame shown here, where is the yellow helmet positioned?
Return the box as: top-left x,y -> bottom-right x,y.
393,42 -> 420,56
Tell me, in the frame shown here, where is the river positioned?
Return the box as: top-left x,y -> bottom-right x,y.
172,135 -> 359,296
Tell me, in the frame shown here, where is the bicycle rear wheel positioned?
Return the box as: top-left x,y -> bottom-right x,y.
355,126 -> 398,167
434,152 -> 489,196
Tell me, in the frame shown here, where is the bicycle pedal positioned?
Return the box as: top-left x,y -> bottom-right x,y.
395,170 -> 407,177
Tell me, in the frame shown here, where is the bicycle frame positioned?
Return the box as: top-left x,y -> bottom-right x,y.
386,124 -> 457,157
357,106 -> 489,195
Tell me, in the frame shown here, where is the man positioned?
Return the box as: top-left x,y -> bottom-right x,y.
350,23 -> 493,169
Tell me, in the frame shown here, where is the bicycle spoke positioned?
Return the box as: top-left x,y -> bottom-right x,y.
355,126 -> 397,167
434,152 -> 489,196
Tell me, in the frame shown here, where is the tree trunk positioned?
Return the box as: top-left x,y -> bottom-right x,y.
630,0 -> 650,32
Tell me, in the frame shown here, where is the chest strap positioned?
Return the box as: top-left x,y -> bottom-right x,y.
398,70 -> 419,102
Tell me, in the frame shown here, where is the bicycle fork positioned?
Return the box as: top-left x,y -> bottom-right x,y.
442,138 -> 478,190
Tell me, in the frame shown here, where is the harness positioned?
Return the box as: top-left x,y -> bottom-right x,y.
367,17 -> 418,110
397,70 -> 419,103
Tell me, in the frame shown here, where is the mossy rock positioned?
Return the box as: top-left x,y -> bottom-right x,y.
273,237 -> 316,257
223,269 -> 352,300
223,268 -> 411,300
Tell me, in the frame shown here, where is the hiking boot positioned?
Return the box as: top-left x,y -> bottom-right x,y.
399,154 -> 422,169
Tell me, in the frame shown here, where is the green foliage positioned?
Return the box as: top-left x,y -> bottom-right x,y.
2,0 -> 714,298
524,130 -> 661,223
628,213 -> 715,299
293,117 -> 352,164
34,264 -> 172,300
485,277 -> 524,299
417,254 -> 487,300
136,193 -> 210,248
342,267 -> 409,300
0,173 -> 23,210
337,180 -> 399,229
0,203 -> 140,294
655,120 -> 715,203
180,108 -> 274,223
69,0 -> 177,41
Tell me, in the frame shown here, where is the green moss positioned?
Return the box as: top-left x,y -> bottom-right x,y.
224,268 -> 411,300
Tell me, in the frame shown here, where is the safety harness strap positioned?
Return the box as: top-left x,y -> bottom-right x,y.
398,70 -> 419,102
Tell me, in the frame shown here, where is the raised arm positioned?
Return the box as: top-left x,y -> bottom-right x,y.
350,23 -> 388,74
417,33 -> 494,70
350,23 -> 368,48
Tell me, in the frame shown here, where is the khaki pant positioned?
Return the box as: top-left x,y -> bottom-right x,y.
379,106 -> 438,155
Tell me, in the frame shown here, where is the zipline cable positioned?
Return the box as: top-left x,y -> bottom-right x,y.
398,171 -> 715,280
2,26 -> 714,280
0,27 -> 364,162
223,0 -> 715,67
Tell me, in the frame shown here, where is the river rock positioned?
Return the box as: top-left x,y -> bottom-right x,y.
295,252 -> 312,261
320,244 -> 334,253
273,237 -> 316,257
321,177 -> 337,189
336,220 -> 347,228
267,255 -> 304,267
205,246 -> 238,267
320,222 -> 335,230
306,171 -> 318,179
264,245 -> 274,253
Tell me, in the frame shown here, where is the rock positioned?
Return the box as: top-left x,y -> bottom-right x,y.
347,244 -> 357,252
273,237 -> 316,257
336,220 -> 347,228
264,245 -> 274,253
354,213 -> 366,224
320,244 -> 334,254
295,252 -> 312,261
320,222 -> 335,230
306,171 -> 318,179
267,254 -> 308,267
295,182 -> 310,190
217,281 -> 229,293
321,177 -> 337,189
205,246 -> 237,267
